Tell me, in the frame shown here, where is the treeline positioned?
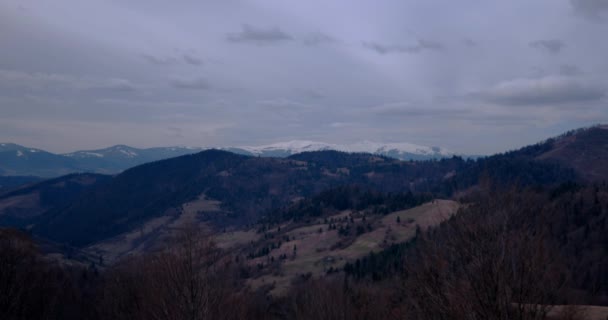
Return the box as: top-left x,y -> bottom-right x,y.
4,184 -> 606,319
1,226 -> 400,320
346,183 -> 608,306
262,185 -> 432,224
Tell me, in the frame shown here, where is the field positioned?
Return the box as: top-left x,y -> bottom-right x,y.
247,199 -> 459,295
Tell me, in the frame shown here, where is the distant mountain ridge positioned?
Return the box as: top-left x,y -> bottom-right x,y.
225,140 -> 453,160
0,143 -> 205,177
0,140 -> 455,177
2,125 -> 607,249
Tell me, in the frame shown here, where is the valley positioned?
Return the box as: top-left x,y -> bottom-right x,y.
1,125 -> 608,319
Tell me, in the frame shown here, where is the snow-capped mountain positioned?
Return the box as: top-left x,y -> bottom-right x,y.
64,145 -> 204,161
0,143 -> 205,177
0,143 -> 78,177
61,145 -> 205,173
225,140 -> 453,160
64,145 -> 141,159
1,140 -> 456,177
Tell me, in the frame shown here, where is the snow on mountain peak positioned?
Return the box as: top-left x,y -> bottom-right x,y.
118,149 -> 138,157
232,140 -> 452,158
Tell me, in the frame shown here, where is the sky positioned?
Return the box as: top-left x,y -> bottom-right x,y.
1,0 -> 608,155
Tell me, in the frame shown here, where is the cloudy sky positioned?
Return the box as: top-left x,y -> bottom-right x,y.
1,0 -> 608,154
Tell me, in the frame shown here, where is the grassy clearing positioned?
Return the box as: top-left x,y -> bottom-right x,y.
247,200 -> 460,295
214,230 -> 260,249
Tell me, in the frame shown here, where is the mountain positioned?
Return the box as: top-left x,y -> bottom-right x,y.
0,141 -> 452,177
0,143 -> 81,177
0,143 -> 205,177
63,145 -> 205,174
226,140 -> 453,160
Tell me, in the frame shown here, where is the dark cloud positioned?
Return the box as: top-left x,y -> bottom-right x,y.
169,77 -> 211,90
142,53 -> 203,66
462,38 -> 477,47
183,54 -> 203,66
529,39 -> 565,54
482,76 -> 605,106
363,39 -> 445,54
417,39 -> 444,51
301,32 -> 338,46
570,0 -> 608,20
141,54 -> 178,65
299,89 -> 326,99
226,24 -> 293,45
559,64 -> 583,76
90,78 -> 137,92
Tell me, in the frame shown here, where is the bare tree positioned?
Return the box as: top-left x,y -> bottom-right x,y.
146,225 -> 224,320
404,194 -> 564,320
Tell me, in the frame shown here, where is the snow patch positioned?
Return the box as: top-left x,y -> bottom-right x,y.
82,152 -> 104,158
118,149 -> 138,157
231,140 -> 453,158
65,152 -> 104,158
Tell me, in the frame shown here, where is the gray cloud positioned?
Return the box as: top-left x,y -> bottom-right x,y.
142,53 -> 203,66
481,76 -> 605,106
183,54 -> 203,66
368,102 -> 470,117
302,32 -> 338,46
463,38 -> 477,47
571,0 -> 608,20
169,77 -> 211,90
299,89 -> 326,99
166,126 -> 184,138
141,54 -> 178,65
0,69 -> 138,92
530,39 -> 566,54
256,98 -> 309,110
329,122 -> 357,128
559,64 -> 583,76
363,39 -> 445,54
90,78 -> 137,92
226,24 -> 293,45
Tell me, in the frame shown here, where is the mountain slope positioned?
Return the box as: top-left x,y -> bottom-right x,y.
534,125 -> 608,181
31,150 -> 469,247
0,176 -> 42,192
0,173 -> 111,226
